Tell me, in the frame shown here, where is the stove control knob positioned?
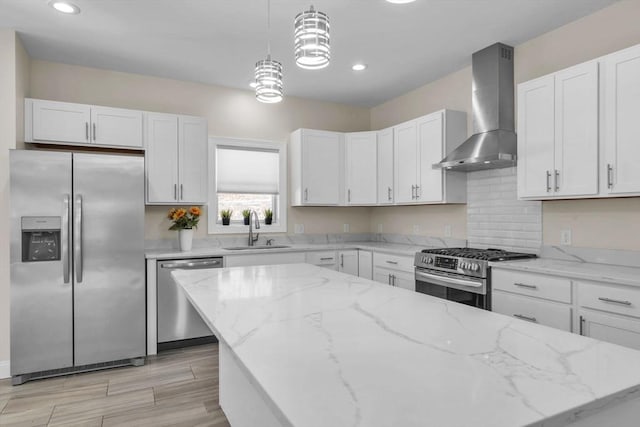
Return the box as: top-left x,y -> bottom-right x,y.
426,257 -> 433,264
471,263 -> 479,272
460,262 -> 467,270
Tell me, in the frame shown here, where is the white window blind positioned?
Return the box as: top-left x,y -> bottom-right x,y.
216,146 -> 279,194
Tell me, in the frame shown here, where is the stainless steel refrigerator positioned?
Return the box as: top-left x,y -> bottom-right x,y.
10,150 -> 146,384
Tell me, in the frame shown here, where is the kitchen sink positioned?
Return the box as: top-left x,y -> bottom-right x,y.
223,245 -> 291,250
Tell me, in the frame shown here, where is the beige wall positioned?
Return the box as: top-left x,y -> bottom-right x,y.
369,0 -> 640,250
29,60 -> 372,240
0,31 -> 30,365
369,205 -> 467,240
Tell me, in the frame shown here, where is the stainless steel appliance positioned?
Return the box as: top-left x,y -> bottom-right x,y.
157,257 -> 220,349
435,43 -> 517,171
414,248 -> 537,310
10,150 -> 146,385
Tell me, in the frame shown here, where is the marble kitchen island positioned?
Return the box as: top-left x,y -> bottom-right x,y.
173,264 -> 640,427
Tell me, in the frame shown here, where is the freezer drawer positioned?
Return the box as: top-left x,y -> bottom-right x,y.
157,258 -> 221,344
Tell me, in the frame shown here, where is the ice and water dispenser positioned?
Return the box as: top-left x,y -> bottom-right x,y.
21,217 -> 61,262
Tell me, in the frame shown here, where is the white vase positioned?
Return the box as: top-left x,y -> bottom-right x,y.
178,228 -> 194,252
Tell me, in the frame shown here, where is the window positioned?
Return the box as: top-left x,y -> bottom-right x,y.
208,137 -> 287,234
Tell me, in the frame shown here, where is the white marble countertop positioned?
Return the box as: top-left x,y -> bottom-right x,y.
174,263 -> 640,427
490,258 -> 640,287
145,241 -> 423,260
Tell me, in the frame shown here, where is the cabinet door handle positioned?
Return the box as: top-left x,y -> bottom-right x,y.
513,314 -> 537,323
411,185 -> 416,200
85,122 -> 89,141
340,254 -> 344,268
385,260 -> 398,265
514,282 -> 537,290
348,189 -> 351,203
598,297 -> 632,306
304,188 -> 308,202
392,275 -> 396,286
415,185 -> 420,199
546,171 -> 552,192
579,315 -> 585,335
180,184 -> 184,200
388,274 -> 392,286
174,184 -> 177,200
387,187 -> 392,201
607,164 -> 613,189
92,123 -> 96,141
554,169 -> 560,192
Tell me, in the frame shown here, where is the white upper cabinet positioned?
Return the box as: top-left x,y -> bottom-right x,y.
27,99 -> 143,149
91,106 -> 143,148
394,110 -> 467,205
146,113 -> 208,205
345,131 -> 377,205
290,129 -> 343,206
377,127 -> 394,204
517,76 -> 556,198
603,44 -> 640,195
518,62 -> 599,199
178,116 -> 208,204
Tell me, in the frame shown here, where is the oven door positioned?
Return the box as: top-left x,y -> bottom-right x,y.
415,268 -> 489,310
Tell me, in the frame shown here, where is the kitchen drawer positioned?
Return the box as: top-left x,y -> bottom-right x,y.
492,269 -> 571,303
493,290 -> 572,332
306,251 -> 337,266
373,252 -> 413,273
577,281 -> 640,319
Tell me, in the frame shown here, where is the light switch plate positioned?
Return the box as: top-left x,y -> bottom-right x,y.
377,223 -> 383,233
294,224 -> 305,234
343,223 -> 350,233
413,224 -> 420,234
561,229 -> 572,246
444,225 -> 452,237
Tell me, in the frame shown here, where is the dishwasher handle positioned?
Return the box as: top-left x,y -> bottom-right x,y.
160,259 -> 223,269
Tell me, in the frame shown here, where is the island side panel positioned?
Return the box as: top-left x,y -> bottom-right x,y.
219,340 -> 288,427
146,258 -> 157,356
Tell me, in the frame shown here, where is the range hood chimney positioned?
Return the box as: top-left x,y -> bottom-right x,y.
436,43 -> 517,171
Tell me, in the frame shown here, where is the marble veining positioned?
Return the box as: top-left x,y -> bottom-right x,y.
541,245 -> 640,269
490,258 -> 640,287
174,264 -> 640,427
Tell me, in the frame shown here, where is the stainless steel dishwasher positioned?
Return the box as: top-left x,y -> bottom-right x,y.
157,257 -> 222,350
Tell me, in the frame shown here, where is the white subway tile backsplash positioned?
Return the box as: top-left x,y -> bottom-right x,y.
467,167 -> 541,253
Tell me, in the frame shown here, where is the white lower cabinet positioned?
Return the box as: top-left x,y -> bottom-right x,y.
578,310 -> 640,351
373,253 -> 415,292
338,250 -> 359,276
492,290 -> 572,332
225,253 -> 306,267
306,251 -> 338,270
358,250 -> 373,280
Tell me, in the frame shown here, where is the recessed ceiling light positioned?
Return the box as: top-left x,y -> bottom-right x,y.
249,81 -> 258,89
352,63 -> 367,71
386,0 -> 417,4
49,1 -> 80,14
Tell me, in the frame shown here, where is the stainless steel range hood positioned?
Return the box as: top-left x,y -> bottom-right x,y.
436,43 -> 517,171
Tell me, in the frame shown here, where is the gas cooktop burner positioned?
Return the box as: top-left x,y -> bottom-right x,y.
420,247 -> 537,262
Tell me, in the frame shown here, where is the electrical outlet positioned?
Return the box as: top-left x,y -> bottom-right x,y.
294,223 -> 305,234
413,224 -> 420,235
343,223 -> 350,233
444,225 -> 452,237
377,223 -> 383,233
561,229 -> 572,246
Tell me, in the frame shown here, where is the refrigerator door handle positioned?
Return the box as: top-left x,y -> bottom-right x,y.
74,194 -> 83,283
62,194 -> 71,283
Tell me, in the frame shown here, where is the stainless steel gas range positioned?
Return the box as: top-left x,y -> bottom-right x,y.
414,248 -> 537,310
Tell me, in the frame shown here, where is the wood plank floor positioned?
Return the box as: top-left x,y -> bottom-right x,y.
0,344 -> 231,427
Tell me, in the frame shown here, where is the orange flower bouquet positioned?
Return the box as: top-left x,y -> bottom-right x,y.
167,206 -> 201,230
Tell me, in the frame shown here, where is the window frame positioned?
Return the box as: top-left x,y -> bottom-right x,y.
207,136 -> 287,234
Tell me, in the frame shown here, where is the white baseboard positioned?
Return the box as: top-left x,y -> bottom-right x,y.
0,360 -> 10,379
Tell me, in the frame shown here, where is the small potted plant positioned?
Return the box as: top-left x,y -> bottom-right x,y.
221,209 -> 232,226
167,206 -> 201,251
242,209 -> 251,226
264,209 -> 273,225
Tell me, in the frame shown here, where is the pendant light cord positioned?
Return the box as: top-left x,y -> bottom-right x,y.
266,0 -> 271,57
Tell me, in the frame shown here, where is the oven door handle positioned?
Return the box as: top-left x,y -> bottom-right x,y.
415,270 -> 483,289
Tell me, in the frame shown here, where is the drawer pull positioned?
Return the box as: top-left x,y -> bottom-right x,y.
598,297 -> 632,306
513,314 -> 537,323
385,260 -> 399,265
320,257 -> 334,261
514,282 -> 537,290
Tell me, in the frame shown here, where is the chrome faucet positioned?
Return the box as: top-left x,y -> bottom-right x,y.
248,210 -> 260,246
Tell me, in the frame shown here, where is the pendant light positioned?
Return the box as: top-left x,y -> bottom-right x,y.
255,0 -> 283,103
294,5 -> 330,70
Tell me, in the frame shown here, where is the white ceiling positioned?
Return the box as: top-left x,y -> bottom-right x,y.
0,0 -> 619,107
